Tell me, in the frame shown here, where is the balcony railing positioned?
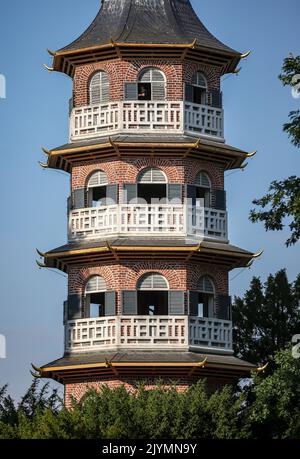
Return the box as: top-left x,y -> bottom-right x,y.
70,101 -> 224,141
68,204 -> 228,241
65,316 -> 232,353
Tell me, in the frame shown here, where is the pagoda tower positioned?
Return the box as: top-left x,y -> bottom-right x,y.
36,0 -> 259,406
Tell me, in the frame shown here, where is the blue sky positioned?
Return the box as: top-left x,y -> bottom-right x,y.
0,0 -> 299,400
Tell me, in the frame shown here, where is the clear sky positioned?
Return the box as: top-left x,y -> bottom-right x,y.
0,0 -> 299,400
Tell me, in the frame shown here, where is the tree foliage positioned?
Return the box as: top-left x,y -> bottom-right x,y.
1,348 -> 300,439
250,55 -> 300,245
233,270 -> 300,364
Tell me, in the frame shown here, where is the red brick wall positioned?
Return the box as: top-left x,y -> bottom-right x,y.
64,376 -> 227,407
73,59 -> 221,106
68,261 -> 228,315
71,157 -> 224,193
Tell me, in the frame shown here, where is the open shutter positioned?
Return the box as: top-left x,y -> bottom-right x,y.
106,184 -> 118,205
188,291 -> 199,316
168,184 -> 182,203
215,295 -> 231,320
211,190 -> 226,210
67,294 -> 82,320
124,83 -> 138,100
187,185 -> 197,206
211,90 -> 222,109
63,300 -> 68,325
67,196 -> 72,214
122,291 -> 138,315
185,84 -> 194,103
168,291 -> 185,316
105,291 -> 116,316
73,188 -> 86,209
123,184 -> 138,204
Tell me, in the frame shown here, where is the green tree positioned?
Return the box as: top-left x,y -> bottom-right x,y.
243,349 -> 300,439
233,269 -> 300,364
1,348 -> 300,439
250,55 -> 300,246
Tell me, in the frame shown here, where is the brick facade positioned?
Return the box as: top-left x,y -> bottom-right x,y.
68,261 -> 229,315
65,376 -> 227,408
71,157 -> 225,193
73,59 -> 221,106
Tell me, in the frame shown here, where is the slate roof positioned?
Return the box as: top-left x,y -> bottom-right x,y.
52,134 -> 244,153
59,0 -> 239,54
46,238 -> 253,256
42,351 -> 255,370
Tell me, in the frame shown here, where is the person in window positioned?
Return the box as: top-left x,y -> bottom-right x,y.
138,84 -> 151,100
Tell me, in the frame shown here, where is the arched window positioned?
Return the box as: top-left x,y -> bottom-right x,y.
135,167 -> 167,204
193,276 -> 215,318
85,275 -> 107,318
198,276 -> 215,295
185,71 -> 208,105
89,71 -> 109,105
195,171 -> 211,207
85,275 -> 107,294
137,167 -> 167,184
87,170 -> 108,207
192,72 -> 207,89
136,273 -> 169,315
124,68 -> 166,101
137,273 -> 169,291
138,68 -> 166,100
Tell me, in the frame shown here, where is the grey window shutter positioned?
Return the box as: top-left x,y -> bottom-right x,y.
123,184 -> 138,204
185,84 -> 194,102
63,300 -> 68,325
67,196 -> 72,214
168,184 -> 182,203
122,291 -> 138,315
211,190 -> 226,210
125,83 -> 138,100
188,291 -> 199,316
73,188 -> 86,209
106,184 -> 118,205
105,291 -> 116,316
187,185 -> 197,206
67,294 -> 82,320
168,291 -> 185,316
211,90 -> 222,109
215,295 -> 231,320
152,82 -> 166,100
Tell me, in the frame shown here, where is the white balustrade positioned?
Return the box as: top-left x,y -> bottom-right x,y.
65,315 -> 232,353
184,102 -> 224,139
119,316 -> 188,348
69,100 -> 224,141
122,101 -> 183,132
189,317 -> 232,350
187,206 -> 228,240
71,103 -> 120,138
68,204 -> 228,241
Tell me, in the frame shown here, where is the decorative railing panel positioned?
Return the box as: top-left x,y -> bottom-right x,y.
189,317 -> 232,350
70,101 -> 224,141
68,204 -> 228,241
65,316 -> 233,352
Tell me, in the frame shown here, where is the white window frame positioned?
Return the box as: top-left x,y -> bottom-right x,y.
137,167 -> 167,184
89,71 -> 109,105
137,273 -> 169,291
138,67 -> 166,101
